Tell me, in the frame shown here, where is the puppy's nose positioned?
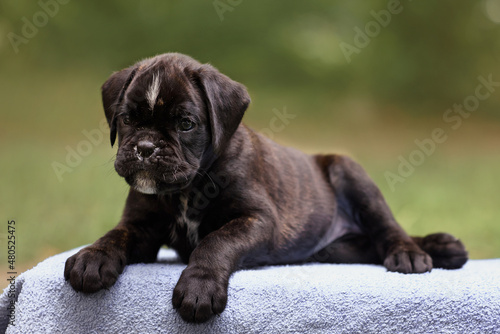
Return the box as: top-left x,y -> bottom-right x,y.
136,140 -> 156,158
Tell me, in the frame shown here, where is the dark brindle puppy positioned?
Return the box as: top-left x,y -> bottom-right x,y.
64,53 -> 468,323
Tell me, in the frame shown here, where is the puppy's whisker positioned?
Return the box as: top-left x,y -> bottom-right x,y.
193,169 -> 216,189
203,170 -> 216,189
97,155 -> 117,169
105,167 -> 115,177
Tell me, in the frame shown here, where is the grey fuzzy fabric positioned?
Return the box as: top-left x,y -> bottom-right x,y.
1,247 -> 499,334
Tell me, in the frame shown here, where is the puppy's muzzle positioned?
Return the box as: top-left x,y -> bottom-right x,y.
135,140 -> 158,160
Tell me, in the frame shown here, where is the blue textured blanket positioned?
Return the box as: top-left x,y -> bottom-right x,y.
1,247 -> 499,333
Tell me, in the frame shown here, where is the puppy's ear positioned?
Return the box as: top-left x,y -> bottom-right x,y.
101,66 -> 138,147
196,64 -> 250,154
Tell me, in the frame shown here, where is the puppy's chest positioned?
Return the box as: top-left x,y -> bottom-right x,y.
169,194 -> 201,247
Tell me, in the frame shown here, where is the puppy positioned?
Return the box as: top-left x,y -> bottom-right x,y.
64,53 -> 468,323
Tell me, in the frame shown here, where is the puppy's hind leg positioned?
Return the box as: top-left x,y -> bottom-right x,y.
315,154 -> 432,274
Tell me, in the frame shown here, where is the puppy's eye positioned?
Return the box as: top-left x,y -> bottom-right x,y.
122,116 -> 131,125
179,119 -> 195,131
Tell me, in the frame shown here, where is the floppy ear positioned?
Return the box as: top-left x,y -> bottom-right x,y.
101,66 -> 138,147
196,64 -> 251,154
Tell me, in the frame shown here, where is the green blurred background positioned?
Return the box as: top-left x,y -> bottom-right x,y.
1,1 -> 500,280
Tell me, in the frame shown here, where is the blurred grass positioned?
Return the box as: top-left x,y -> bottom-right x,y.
0,69 -> 499,276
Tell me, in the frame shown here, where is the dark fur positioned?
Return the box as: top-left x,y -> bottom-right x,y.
65,53 -> 468,323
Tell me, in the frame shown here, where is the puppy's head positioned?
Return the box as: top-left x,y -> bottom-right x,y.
101,53 -> 250,194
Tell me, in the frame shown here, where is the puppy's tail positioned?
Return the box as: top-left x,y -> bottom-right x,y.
412,233 -> 468,269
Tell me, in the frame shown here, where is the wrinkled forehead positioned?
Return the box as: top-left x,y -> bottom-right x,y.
124,62 -> 197,112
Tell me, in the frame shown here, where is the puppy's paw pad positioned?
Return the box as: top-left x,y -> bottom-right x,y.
384,249 -> 432,274
172,266 -> 227,323
64,246 -> 125,293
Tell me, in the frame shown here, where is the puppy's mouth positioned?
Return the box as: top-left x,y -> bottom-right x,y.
126,170 -> 193,195
114,140 -> 198,194
116,156 -> 196,194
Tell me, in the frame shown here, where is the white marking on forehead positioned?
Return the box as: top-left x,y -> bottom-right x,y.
146,72 -> 161,110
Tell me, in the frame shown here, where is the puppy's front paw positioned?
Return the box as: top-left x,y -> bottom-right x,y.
172,266 -> 228,323
64,246 -> 125,293
384,244 -> 432,274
